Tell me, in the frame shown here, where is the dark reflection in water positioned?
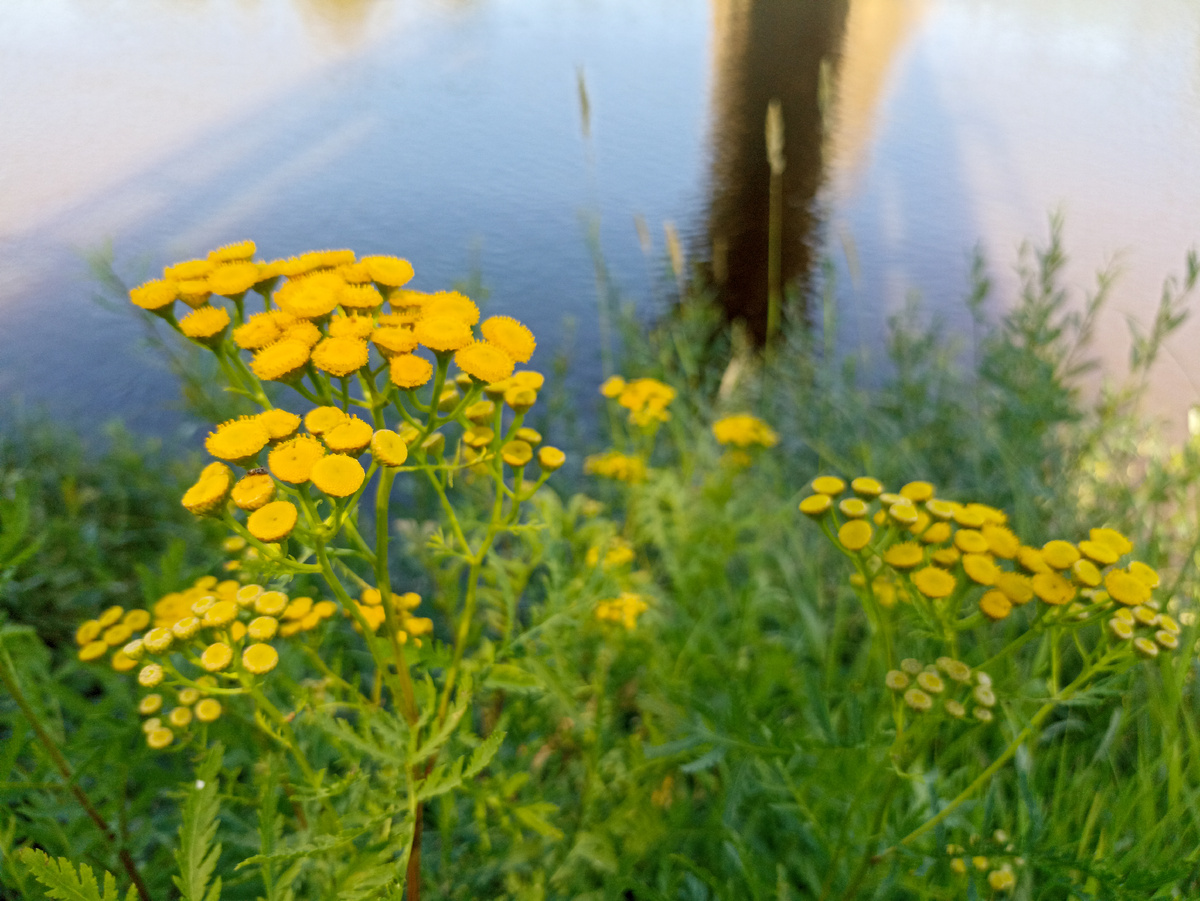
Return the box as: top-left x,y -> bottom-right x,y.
705,0 -> 849,340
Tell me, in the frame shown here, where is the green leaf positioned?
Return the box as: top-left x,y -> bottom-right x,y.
512,802 -> 564,840
484,663 -> 542,693
414,756 -> 464,802
409,692 -> 468,767
173,742 -> 224,901
16,849 -> 134,901
464,730 -> 505,780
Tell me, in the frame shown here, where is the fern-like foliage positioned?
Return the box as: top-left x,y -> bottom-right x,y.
173,741 -> 224,901
17,849 -> 137,901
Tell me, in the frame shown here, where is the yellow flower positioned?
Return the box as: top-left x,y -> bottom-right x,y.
248,616 -> 279,641
979,590 -> 1012,621
251,338 -> 311,382
480,316 -> 536,363
925,498 -> 957,520
981,523 -> 1020,559
310,454 -> 365,497
424,291 -> 480,324
504,386 -> 537,413
798,494 -> 832,517
995,571 -> 1034,605
1156,629 -> 1180,650
206,417 -> 270,463
1042,540 -> 1080,570
884,670 -> 909,691
324,417 -> 374,456
1134,636 -> 1159,658
143,627 -> 174,653
200,642 -> 233,672
912,566 -> 956,599
712,414 -> 779,448
899,481 -> 934,502
361,255 -> 414,287
78,640 -> 108,662
1072,558 -> 1102,587
390,353 -> 435,388
961,553 -> 999,585
415,316 -> 474,352
370,430 -> 409,467
839,498 -> 869,518
285,320 -> 323,347
884,542 -> 924,570
103,623 -> 132,646
1077,539 -> 1118,566
337,283 -> 384,310
987,869 -> 1016,892
1128,560 -> 1160,588
371,326 -> 418,357
838,520 -> 873,552
176,278 -> 211,306
164,259 -> 213,281
916,671 -> 944,693
501,440 -> 533,467
242,643 -> 279,675
1016,546 -> 1051,574
920,521 -> 951,544
1105,569 -> 1151,606
231,473 -> 275,510
595,592 -> 649,630
538,446 -> 566,472
195,698 -> 222,723
275,272 -> 342,318
138,664 -> 164,688
456,341 -> 515,383
208,262 -> 261,297
130,279 -> 179,311
138,694 -> 163,715
1090,527 -> 1133,556
208,240 -> 256,262
850,476 -> 883,497
462,426 -> 495,448
953,529 -> 989,554
168,707 -> 193,728
812,476 -> 846,496
600,375 -> 626,398
258,408 -> 302,441
123,609 -> 151,631
1032,571 -> 1075,605
311,337 -> 369,378
247,501 -> 299,542
255,591 -> 289,617
903,688 -> 933,712
951,506 -> 985,528
146,727 -> 174,750
584,451 -> 647,483
182,464 -> 232,516
269,435 -> 326,484
202,600 -> 238,628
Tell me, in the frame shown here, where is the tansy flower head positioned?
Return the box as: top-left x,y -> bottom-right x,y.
269,434 -> 326,484
138,664 -> 164,687
480,316 -> 536,363
275,272 -> 342,319
182,465 -> 232,516
912,566 -> 957,599
258,408 -> 302,441
900,481 -> 934,502
600,375 -> 626,398
208,240 -> 256,262
851,476 -> 883,497
361,255 -> 414,287
812,476 -> 845,495
146,727 -> 174,749
242,643 -> 279,675
390,354 -> 434,388
370,430 -> 409,467
328,314 -> 375,339
200,642 -> 233,672
285,320 -> 323,348
312,337 -> 369,378
251,339 -> 311,382
324,417 -> 374,456
995,571 -> 1034,605
838,520 -> 873,552
799,494 -> 832,517
179,305 -> 231,345
371,326 -> 418,357
337,283 -> 383,311
415,316 -> 473,352
206,417 -> 270,463
255,591 -> 288,617
234,313 -> 282,350
456,341 -> 515,383
1042,540 -> 1080,570
1105,569 -> 1151,606
954,529 -> 989,554
247,501 -> 298,543
884,542 -> 924,570
538,446 -> 566,471
712,414 -> 779,448
176,279 -> 211,307
130,279 -> 178,311
462,426 -> 495,448
208,262 -> 261,297
78,641 -> 108,662
962,554 -> 999,585
980,590 -> 1012,621
1032,571 -> 1075,605
164,259 -> 213,281
231,473 -> 275,510
904,688 -> 933,712
424,291 -> 480,324
310,454 -> 366,497
504,386 -> 537,413
123,609 -> 151,631
1129,560 -> 1160,588
195,698 -> 222,723
1090,527 -> 1133,556
584,450 -> 646,483
304,405 -> 346,435
501,440 -> 533,468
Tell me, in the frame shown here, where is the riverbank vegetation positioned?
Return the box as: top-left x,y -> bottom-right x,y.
2,225 -> 1199,900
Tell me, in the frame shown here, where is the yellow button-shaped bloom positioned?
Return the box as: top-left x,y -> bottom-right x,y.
838,520 -> 873,552
138,694 -> 163,715
811,475 -> 846,496
247,501 -> 299,543
1042,540 -> 1080,570
899,481 -> 934,502
258,408 -> 302,441
130,279 -> 178,311
138,664 -> 164,687
1090,527 -> 1133,556
951,506 -> 985,528
232,474 -> 275,511
962,554 -> 999,586
324,417 -> 374,456
242,643 -> 280,675
995,571 -> 1034,605
370,430 -> 409,468
538,446 -> 566,472
146,727 -> 174,750
904,688 -> 933,711
981,524 -> 1020,559
390,353 -> 435,389
1032,571 -> 1075,605
202,600 -> 238,628
1016,546 -> 1051,574
850,476 -> 883,497
311,454 -> 365,497
78,641 -> 108,662
979,590 -> 1012,621
456,341 -> 515,384
884,542 -> 924,570
200,642 -> 233,672
269,435 -> 326,484
799,494 -> 832,517
480,315 -> 536,363
248,616 -> 279,641
255,590 -> 289,616
1072,558 -> 1102,587
168,707 -> 193,728
501,440 -> 533,468
195,698 -> 223,723
1129,560 -> 1160,588
123,608 -> 151,631
953,529 -> 988,554
912,566 -> 956,599
1105,569 -> 1151,606
888,501 -> 919,526
142,627 -> 174,654
1077,539 -> 1118,566
251,338 -> 311,382
206,417 -> 270,463
415,316 -> 473,352
312,336 -> 369,378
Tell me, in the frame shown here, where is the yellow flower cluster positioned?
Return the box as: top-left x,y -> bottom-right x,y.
600,376 -> 676,427
712,413 -> 779,449
584,451 -> 647,483
595,592 -> 649,631
350,587 -> 433,643
946,838 -> 1020,892
130,243 -> 536,391
884,657 -> 996,724
585,536 -> 636,569
137,682 -> 223,750
801,476 -> 1170,650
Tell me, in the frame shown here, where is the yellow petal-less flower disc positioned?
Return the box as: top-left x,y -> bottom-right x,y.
208,262 -> 261,296
838,520 -> 873,552
78,640 -> 108,662
1157,629 -> 1180,650
301,406 -> 343,436
123,608 -> 151,631
950,506 -> 985,528
258,409 -> 302,441
103,623 -> 132,646
1042,540 -> 1081,570
231,474 -> 275,511
1077,539 -> 1119,566
1128,560 -> 1160,588
328,314 -> 375,340
247,501 -> 299,543
202,600 -> 238,628
248,616 -> 279,641
76,620 -> 101,646
511,371 -> 545,391
312,337 -> 369,378
1090,527 -> 1133,556
97,605 -> 123,627
981,523 -> 1020,559
712,413 -> 779,448
849,476 -> 883,497
208,240 -> 256,262
234,313 -> 282,350
337,284 -> 384,310
165,259 -> 213,281
177,688 -> 200,705
390,353 -> 435,388
1134,636 -> 1159,658
904,688 -> 933,712
182,467 -> 232,516
200,642 -> 234,672
912,566 -> 957,599
1072,558 -> 1102,587
195,698 -> 222,723
538,446 -> 566,472
255,591 -> 288,617
269,435 -> 326,484
463,426 -> 495,448
888,501 -> 919,526
206,417 -> 271,463
995,571 -> 1034,605
799,494 -> 832,517
599,375 -> 626,398
324,418 -> 374,456
1016,546 -> 1051,574
1109,616 -> 1134,640
138,664 -> 164,687
242,643 -> 280,675
361,255 -> 414,287
424,291 -> 480,324
142,627 -> 174,653
501,440 -> 533,468
285,320 -> 323,348
309,454 -> 366,497
283,596 -> 314,620
899,481 -> 934,502
1032,571 -> 1076,605
962,554 -> 999,586
812,476 -> 846,496
275,272 -> 342,319
168,707 -> 193,728
138,694 -> 163,715
987,869 -> 1016,892
1105,569 -> 1152,606
920,521 -> 951,544
455,340 -> 515,384
884,542 -> 924,570
414,316 -> 474,352
839,498 -> 869,518
146,727 -> 174,750
480,315 -> 536,363
370,430 -> 409,467
371,326 -> 419,357
130,279 -> 178,311
176,278 -> 211,307
953,529 -> 988,554
251,338 -> 311,382
924,498 -> 957,520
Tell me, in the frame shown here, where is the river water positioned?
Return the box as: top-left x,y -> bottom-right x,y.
2,0 -> 1198,439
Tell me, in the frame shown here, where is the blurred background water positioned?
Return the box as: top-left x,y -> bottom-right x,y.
2,0 -> 1199,439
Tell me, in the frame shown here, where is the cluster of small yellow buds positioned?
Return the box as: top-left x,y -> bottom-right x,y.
585,536 -> 636,570
600,376 -> 677,428
350,587 -> 433,642
584,451 -> 648,483
136,681 -> 222,749
711,413 -> 779,449
75,606 -> 152,671
801,476 -> 1167,645
595,592 -> 650,631
885,657 -> 997,723
946,834 -> 1021,891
